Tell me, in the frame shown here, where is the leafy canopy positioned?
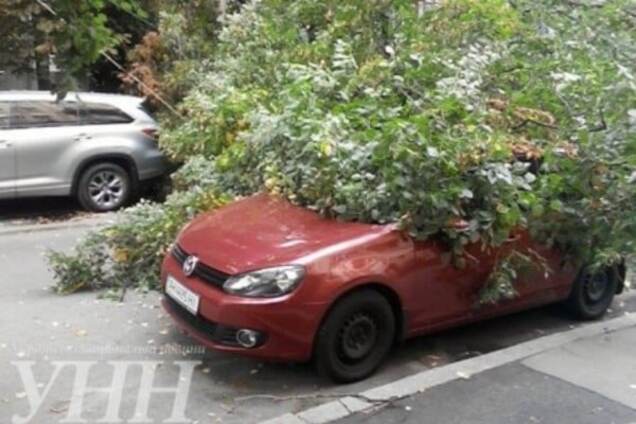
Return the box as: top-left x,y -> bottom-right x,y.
164,0 -> 635,263
0,0 -> 147,89
51,0 -> 636,301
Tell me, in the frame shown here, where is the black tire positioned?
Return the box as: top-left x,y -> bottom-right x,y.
314,290 -> 395,383
77,163 -> 132,212
565,266 -> 618,320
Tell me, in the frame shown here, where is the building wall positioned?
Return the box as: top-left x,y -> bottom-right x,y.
0,70 -> 38,90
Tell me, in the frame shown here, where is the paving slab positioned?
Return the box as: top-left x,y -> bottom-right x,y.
523,327 -> 636,410
337,363 -> 636,424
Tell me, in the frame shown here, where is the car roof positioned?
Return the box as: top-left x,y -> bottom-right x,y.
0,90 -> 144,106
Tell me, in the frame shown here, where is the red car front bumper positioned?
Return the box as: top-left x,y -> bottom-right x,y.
160,254 -> 327,362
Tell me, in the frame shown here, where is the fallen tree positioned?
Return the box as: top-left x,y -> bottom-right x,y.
49,0 -> 636,302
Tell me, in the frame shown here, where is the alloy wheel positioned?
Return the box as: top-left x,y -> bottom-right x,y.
88,171 -> 125,209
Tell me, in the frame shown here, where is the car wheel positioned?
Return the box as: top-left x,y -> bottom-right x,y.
314,290 -> 395,383
77,163 -> 132,212
565,266 -> 618,320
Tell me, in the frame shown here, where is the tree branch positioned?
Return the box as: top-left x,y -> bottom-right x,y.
588,108 -> 607,133
565,0 -> 607,8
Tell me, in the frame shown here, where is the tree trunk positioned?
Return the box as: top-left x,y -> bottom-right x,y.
35,54 -> 51,91
32,13 -> 51,91
218,0 -> 227,16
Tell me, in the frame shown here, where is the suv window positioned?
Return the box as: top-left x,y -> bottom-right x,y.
82,103 -> 133,125
0,102 -> 9,129
139,99 -> 156,119
13,101 -> 80,128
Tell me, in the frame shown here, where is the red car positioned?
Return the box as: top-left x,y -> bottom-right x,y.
161,194 -> 625,382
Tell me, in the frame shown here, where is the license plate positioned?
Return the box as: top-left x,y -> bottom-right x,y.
166,275 -> 200,315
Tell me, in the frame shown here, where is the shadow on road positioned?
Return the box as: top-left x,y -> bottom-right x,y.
0,184 -> 169,224
0,197 -> 88,223
179,294 -> 635,397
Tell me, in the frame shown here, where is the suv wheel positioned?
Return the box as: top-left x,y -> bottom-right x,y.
565,266 -> 618,320
77,163 -> 132,212
314,290 -> 395,383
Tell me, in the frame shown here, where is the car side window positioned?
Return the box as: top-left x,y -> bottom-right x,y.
0,102 -> 9,129
12,101 -> 80,129
82,103 -> 133,125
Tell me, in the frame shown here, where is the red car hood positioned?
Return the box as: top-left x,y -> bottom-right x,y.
177,194 -> 394,275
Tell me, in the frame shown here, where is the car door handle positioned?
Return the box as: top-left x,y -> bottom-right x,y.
74,133 -> 92,141
0,140 -> 12,149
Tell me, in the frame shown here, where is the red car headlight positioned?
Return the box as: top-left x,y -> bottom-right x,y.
222,265 -> 305,298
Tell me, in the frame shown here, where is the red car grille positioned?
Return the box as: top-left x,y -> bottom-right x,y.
171,244 -> 230,288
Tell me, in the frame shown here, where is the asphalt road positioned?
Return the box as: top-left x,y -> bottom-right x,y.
0,197 -> 86,223
1,219 -> 634,423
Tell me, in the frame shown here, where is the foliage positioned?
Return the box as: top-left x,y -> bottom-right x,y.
0,0 -> 149,90
48,232 -> 110,294
479,250 -> 549,305
48,163 -> 229,294
121,1 -> 248,106
86,0 -> 160,92
121,4 -> 214,104
51,0 -> 636,302
170,155 -> 221,191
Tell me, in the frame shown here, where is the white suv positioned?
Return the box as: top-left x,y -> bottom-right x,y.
0,91 -> 168,211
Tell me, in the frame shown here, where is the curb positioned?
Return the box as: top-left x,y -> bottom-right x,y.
0,216 -> 115,235
261,313 -> 636,424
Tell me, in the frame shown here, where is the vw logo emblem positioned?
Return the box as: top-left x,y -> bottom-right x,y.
182,256 -> 199,277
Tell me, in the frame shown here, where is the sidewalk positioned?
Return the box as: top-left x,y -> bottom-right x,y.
340,325 -> 636,424
266,314 -> 636,424
0,212 -> 114,235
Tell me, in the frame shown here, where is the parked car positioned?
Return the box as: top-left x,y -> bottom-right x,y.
161,194 -> 626,382
0,91 -> 168,211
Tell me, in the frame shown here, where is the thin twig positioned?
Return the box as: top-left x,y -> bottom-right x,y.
565,0 -> 607,8
101,52 -> 182,117
588,107 -> 607,133
35,0 -> 182,118
35,0 -> 57,15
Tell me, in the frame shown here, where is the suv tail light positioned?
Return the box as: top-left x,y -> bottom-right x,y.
142,128 -> 158,142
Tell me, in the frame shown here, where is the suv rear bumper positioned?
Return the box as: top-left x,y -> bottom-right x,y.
137,150 -> 169,181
